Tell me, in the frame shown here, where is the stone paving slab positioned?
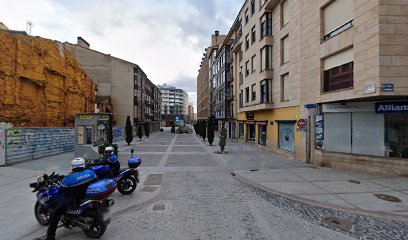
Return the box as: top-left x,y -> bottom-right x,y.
236,168 -> 408,217
135,146 -> 168,152
166,154 -> 219,167
171,146 -> 207,153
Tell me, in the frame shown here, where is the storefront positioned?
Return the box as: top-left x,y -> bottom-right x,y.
313,100 -> 408,175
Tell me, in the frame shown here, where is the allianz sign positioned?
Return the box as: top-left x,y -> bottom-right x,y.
376,101 -> 408,113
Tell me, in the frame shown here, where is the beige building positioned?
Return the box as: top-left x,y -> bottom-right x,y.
65,38 -> 162,131
200,0 -> 408,175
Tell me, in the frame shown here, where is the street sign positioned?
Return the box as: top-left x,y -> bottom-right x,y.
382,84 -> 394,92
304,104 -> 317,109
297,119 -> 307,129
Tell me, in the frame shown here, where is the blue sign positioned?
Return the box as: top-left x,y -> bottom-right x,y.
376,101 -> 408,113
304,104 -> 317,109
382,84 -> 394,92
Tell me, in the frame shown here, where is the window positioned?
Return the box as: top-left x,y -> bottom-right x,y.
245,61 -> 249,76
258,125 -> 267,146
260,12 -> 272,38
260,79 -> 270,103
323,0 -> 353,40
239,123 -> 244,139
245,35 -> 250,50
251,84 -> 256,101
251,0 -> 256,15
260,0 -> 267,8
245,87 -> 249,103
251,55 -> 256,72
281,73 -> 289,102
281,0 -> 289,27
245,8 -> 249,24
251,26 -> 256,44
323,48 -> 354,92
239,66 -> 243,85
247,124 -> 256,141
281,35 -> 289,64
261,45 -> 272,70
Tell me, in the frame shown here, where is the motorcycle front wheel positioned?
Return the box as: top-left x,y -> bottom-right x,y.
83,212 -> 107,239
34,201 -> 50,226
117,176 -> 137,195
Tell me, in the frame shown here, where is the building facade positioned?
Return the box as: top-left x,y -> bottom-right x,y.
198,0 -> 408,175
158,84 -> 188,126
188,104 -> 195,123
65,38 -> 162,132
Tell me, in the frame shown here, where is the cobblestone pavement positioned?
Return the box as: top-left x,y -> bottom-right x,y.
9,130 -> 408,240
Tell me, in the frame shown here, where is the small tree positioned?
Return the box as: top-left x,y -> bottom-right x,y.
125,116 -> 133,145
201,121 -> 207,141
207,116 -> 215,145
144,122 -> 150,138
219,127 -> 227,153
137,123 -> 143,140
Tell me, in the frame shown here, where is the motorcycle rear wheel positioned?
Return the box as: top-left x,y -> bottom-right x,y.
34,201 -> 50,226
117,176 -> 137,195
83,212 -> 107,239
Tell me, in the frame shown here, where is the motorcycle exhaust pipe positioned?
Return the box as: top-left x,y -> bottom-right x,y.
72,219 -> 91,231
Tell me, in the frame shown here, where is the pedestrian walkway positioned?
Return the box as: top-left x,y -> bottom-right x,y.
235,167 -> 408,218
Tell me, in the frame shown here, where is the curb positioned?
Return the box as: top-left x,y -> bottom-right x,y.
233,172 -> 408,222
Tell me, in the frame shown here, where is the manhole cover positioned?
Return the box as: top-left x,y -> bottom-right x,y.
321,216 -> 353,231
140,186 -> 158,192
374,194 -> 402,203
152,204 -> 166,211
144,174 -> 163,185
250,169 -> 259,172
348,180 -> 361,184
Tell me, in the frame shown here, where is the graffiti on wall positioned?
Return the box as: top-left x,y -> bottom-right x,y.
5,128 -> 75,164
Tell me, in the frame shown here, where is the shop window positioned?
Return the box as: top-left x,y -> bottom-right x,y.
239,123 -> 245,139
258,125 -> 267,146
247,124 -> 256,141
385,113 -> 408,158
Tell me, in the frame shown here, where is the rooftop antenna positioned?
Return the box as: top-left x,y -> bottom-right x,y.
26,21 -> 32,35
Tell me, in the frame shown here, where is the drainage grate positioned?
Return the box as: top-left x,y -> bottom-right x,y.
374,194 -> 402,203
321,216 -> 353,231
152,204 -> 166,211
348,180 -> 361,184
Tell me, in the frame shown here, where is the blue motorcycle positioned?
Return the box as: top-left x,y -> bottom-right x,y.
87,149 -> 142,195
30,172 -> 116,239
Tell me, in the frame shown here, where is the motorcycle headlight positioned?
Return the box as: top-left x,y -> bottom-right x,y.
37,176 -> 44,183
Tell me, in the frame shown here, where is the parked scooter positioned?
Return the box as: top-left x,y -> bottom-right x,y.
86,149 -> 142,195
30,172 -> 116,239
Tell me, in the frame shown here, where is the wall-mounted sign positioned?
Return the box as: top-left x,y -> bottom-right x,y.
322,102 -> 374,113
79,115 -> 93,120
257,121 -> 268,126
297,119 -> 307,129
381,84 -> 394,92
363,85 -> 376,94
245,121 -> 256,125
304,104 -> 317,109
246,112 -> 255,120
376,101 -> 408,113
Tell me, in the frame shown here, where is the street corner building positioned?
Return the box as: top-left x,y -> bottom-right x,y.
197,0 -> 408,175
0,30 -> 96,127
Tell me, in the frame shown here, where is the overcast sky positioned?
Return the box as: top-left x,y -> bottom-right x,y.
0,0 -> 241,111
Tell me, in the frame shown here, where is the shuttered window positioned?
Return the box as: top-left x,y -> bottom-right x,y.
323,0 -> 353,39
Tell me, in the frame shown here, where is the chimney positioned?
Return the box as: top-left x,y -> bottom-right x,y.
215,30 -> 219,36
77,36 -> 90,48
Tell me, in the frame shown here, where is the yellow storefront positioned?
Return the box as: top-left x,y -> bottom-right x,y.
236,106 -> 302,159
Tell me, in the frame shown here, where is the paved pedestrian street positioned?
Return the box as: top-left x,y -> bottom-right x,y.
1,130 -> 407,240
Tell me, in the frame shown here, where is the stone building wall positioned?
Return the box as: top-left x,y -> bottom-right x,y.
0,31 -> 96,127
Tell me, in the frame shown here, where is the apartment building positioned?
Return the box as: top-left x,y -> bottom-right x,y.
158,84 -> 188,126
200,0 -> 408,174
65,38 -> 162,132
197,32 -> 226,125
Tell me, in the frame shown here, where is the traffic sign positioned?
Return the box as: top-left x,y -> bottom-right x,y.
297,119 -> 307,129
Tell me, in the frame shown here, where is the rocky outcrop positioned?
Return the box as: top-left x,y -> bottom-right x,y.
0,31 -> 96,127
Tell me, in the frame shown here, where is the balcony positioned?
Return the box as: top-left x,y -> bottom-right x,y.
232,36 -> 242,53
259,35 -> 273,47
259,69 -> 274,80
